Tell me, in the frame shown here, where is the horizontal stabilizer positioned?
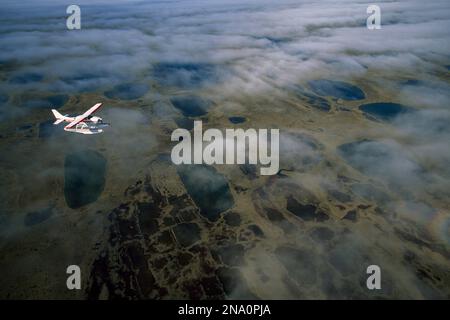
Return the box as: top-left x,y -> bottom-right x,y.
53,119 -> 64,125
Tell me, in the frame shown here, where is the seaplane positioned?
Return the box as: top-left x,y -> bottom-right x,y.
51,103 -> 110,134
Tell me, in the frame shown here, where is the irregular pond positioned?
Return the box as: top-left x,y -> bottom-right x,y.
61,73 -> 103,92
217,266 -> 258,299
10,72 -> 43,84
175,117 -> 194,130
64,150 -> 106,209
224,211 -> 241,226
279,132 -> 323,170
337,139 -> 424,192
228,116 -> 246,124
294,86 -> 331,112
153,62 -> 217,89
350,183 -> 389,203
308,80 -> 365,100
24,207 -> 53,226
275,246 -> 317,285
215,244 -> 245,266
39,119 -> 64,138
104,83 -> 148,100
23,94 -> 69,109
177,165 -> 234,222
359,102 -> 413,121
172,222 -> 201,247
286,196 -> 329,222
170,96 -> 211,117
0,93 -> 8,104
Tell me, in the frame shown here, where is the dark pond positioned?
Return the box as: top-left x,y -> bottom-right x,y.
265,207 -> 296,233
172,222 -> 201,247
153,62 -> 217,89
359,102 -> 413,121
0,93 -> 8,104
228,116 -> 246,124
215,244 -> 245,266
248,224 -> 264,237
303,93 -> 331,112
401,79 -> 425,86
308,80 -> 365,100
286,195 -> 328,222
240,164 -> 257,179
343,210 -> 357,222
309,227 -> 334,241
104,83 -> 148,100
48,94 -> 69,108
224,211 -> 241,226
23,94 -> 69,109
10,72 -> 43,84
337,139 -> 424,192
329,247 -> 362,276
16,123 -> 34,137
38,119 -> 64,138
17,124 -> 33,131
61,73 -> 102,92
279,132 -> 323,170
294,86 -> 331,112
216,266 -> 258,299
0,59 -> 17,71
175,117 -> 194,130
350,183 -> 389,203
170,96 -> 211,117
24,207 -> 53,226
264,36 -> 289,44
137,202 -> 159,236
177,165 -> 234,222
338,140 -> 388,173
274,246 -> 317,285
327,188 -> 352,203
64,150 -> 106,209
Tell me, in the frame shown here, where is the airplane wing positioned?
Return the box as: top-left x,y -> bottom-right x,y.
64,103 -> 103,129
83,103 -> 103,117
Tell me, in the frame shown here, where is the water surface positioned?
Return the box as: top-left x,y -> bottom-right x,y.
177,165 -> 234,222
23,94 -> 69,109
24,207 -> 53,226
170,96 -> 210,117
104,83 -> 148,100
39,119 -> 63,138
359,102 -> 413,121
173,222 -> 201,247
294,86 -> 331,111
308,80 -> 365,100
153,63 -> 217,89
10,72 -> 43,84
64,150 -> 107,209
228,116 -> 246,124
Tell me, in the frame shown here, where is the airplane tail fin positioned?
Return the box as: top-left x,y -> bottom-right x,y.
51,109 -> 64,125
